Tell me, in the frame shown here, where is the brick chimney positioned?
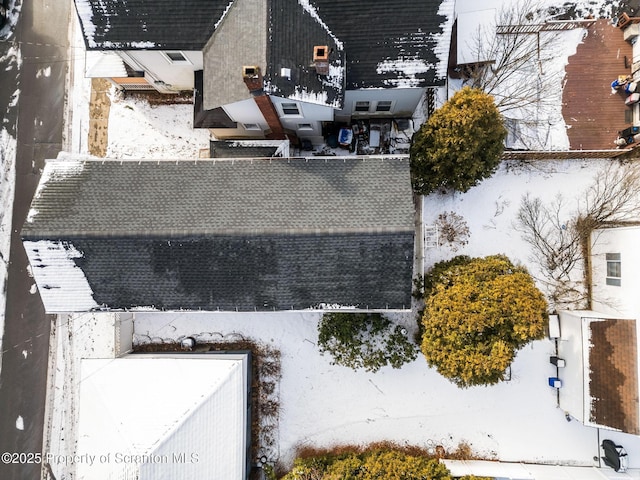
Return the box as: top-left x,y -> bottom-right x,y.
313,45 -> 329,75
241,66 -> 286,140
242,65 -> 264,94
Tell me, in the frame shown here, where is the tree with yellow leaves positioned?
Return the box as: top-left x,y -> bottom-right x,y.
421,255 -> 547,388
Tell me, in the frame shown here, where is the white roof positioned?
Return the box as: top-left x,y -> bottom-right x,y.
76,354 -> 248,480
456,8 -> 497,65
85,51 -> 128,78
442,459 -> 620,480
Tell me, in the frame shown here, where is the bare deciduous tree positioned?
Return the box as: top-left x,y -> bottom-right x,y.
515,162 -> 640,309
580,162 -> 640,226
516,193 -> 581,282
462,0 -> 578,149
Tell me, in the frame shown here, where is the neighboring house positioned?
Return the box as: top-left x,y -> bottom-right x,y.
22,156 -> 415,313
556,226 -> 640,435
75,353 -> 251,480
74,0 -> 454,144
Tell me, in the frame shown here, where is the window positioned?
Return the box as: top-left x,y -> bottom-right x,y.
354,101 -> 370,112
297,123 -> 313,131
243,123 -> 261,131
281,102 -> 300,115
163,51 -> 188,63
606,253 -> 621,286
375,100 -> 393,112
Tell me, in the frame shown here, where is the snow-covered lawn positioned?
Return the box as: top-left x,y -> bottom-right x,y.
106,96 -> 210,159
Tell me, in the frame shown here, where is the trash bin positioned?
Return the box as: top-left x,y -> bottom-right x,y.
548,377 -> 562,388
550,356 -> 566,367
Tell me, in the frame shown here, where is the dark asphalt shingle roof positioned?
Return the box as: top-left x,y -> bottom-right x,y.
75,0 -> 231,50
23,157 -> 415,312
55,233 -> 414,311
210,141 -> 282,158
302,0 -> 450,88
265,0 -> 344,107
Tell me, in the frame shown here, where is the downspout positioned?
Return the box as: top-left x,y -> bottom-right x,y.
242,66 -> 287,140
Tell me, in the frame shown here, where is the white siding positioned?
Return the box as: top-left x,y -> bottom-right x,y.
336,88 -> 425,122
216,98 -> 270,139
270,96 -> 334,144
591,227 -> 640,318
556,311 -> 588,424
120,51 -> 203,91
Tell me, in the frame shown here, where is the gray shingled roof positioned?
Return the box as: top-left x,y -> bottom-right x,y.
23,157 -> 415,312
24,158 -> 413,237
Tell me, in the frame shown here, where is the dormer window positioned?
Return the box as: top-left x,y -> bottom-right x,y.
375,100 -> 393,112
281,103 -> 300,116
354,101 -> 370,112
163,51 -> 189,63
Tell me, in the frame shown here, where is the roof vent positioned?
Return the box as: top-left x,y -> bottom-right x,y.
313,45 -> 329,75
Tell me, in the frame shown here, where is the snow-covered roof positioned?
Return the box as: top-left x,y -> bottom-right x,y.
85,51 -> 128,78
309,0 -> 453,89
74,0 -> 232,50
442,459 -> 623,480
75,0 -> 453,109
76,353 -> 249,480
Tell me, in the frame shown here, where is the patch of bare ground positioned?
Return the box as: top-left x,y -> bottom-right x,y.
88,78 -> 111,157
119,89 -> 193,105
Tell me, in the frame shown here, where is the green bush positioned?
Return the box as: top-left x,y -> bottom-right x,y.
410,87 -> 507,195
318,312 -> 417,372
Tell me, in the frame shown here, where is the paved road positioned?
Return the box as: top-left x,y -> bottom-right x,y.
0,1 -> 70,478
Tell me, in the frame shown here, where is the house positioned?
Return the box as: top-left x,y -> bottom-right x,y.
21,156 -> 415,313
556,226 -> 640,435
74,0 -> 454,145
74,352 -> 251,480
